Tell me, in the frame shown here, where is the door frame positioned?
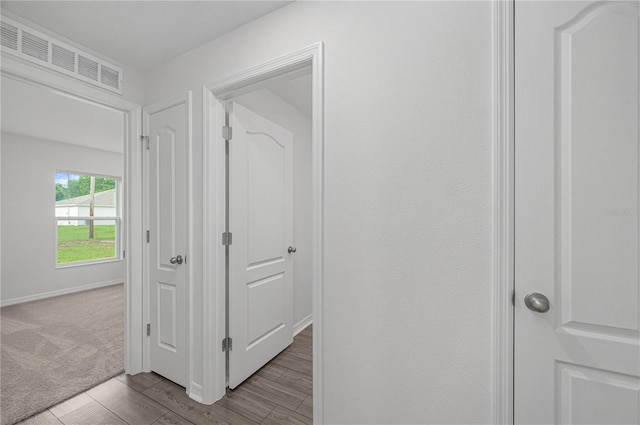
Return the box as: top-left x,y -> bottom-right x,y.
202,42 -> 324,421
141,92 -> 194,392
0,54 -> 145,374
492,0 -> 515,424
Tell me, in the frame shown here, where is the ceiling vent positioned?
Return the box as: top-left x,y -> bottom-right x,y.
1,16 -> 123,94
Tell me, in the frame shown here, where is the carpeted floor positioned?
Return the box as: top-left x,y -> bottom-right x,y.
0,284 -> 124,425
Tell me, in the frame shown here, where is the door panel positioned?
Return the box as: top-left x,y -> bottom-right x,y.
515,1 -> 640,423
146,98 -> 188,386
228,103 -> 294,389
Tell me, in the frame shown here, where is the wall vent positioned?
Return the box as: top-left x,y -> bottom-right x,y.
0,16 -> 123,94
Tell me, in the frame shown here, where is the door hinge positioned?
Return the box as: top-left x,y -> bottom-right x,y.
222,126 -> 232,141
512,290 -> 516,306
122,250 -> 126,258
222,232 -> 232,246
146,230 -> 150,243
146,323 -> 151,336
222,337 -> 232,352
141,135 -> 149,149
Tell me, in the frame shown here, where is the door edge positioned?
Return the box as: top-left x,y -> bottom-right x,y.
492,1 -> 515,424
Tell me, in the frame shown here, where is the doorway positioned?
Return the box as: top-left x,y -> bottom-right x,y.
0,69 -> 142,423
202,43 -> 324,421
225,73 -> 312,389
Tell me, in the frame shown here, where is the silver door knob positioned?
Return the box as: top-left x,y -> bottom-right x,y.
288,246 -> 297,253
524,292 -> 550,313
170,255 -> 183,265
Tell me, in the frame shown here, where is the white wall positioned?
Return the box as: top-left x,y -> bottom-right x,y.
1,132 -> 125,304
144,2 -> 493,423
235,87 -> 313,332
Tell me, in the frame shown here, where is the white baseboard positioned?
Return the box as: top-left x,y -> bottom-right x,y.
189,383 -> 203,403
294,314 -> 313,336
1,279 -> 123,307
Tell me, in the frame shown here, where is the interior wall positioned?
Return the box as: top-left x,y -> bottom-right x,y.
144,2 -> 493,423
234,87 -> 313,332
1,132 -> 125,304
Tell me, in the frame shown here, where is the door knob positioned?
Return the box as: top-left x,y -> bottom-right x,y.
524,292 -> 550,313
288,246 -> 297,253
170,255 -> 183,265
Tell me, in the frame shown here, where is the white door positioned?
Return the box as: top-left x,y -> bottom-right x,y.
515,1 -> 640,423
228,103 -> 294,389
145,96 -> 189,386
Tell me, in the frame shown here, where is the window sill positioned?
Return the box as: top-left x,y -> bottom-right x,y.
55,257 -> 123,269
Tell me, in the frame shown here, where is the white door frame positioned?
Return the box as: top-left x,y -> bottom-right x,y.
141,92 -> 194,394
0,55 -> 146,375
201,42 -> 324,421
492,0 -> 515,424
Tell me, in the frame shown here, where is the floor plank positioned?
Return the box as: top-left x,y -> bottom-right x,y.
269,351 -> 312,374
117,372 -> 163,393
283,343 -> 312,362
57,400 -> 128,425
216,387 -> 277,422
241,375 -> 306,411
277,370 -> 312,395
49,393 -> 93,419
86,377 -> 168,425
17,411 -> 63,425
296,395 -> 313,419
151,411 -> 195,425
293,333 -> 312,345
261,405 -> 312,425
255,362 -> 287,381
142,379 -> 258,425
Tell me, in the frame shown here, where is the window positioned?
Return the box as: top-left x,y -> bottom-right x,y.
55,172 -> 120,266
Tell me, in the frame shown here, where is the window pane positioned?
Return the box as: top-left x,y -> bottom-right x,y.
55,172 -> 117,218
57,219 -> 116,264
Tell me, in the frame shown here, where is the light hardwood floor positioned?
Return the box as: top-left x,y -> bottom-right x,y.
17,326 -> 312,425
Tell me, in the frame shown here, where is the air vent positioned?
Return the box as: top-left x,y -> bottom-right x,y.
1,21 -> 18,51
1,16 -> 123,94
21,30 -> 49,61
52,43 -> 75,72
100,64 -> 120,89
78,55 -> 99,81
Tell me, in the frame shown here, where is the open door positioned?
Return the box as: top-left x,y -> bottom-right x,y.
144,94 -> 189,387
227,102 -> 294,389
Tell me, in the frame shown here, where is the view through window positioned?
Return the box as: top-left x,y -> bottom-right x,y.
55,172 -> 120,265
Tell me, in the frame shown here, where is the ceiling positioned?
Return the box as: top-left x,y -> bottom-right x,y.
1,76 -> 125,153
1,1 -> 293,72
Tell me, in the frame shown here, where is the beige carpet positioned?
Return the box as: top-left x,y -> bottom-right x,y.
0,284 -> 124,425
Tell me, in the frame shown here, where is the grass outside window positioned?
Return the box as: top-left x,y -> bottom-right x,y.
57,224 -> 117,264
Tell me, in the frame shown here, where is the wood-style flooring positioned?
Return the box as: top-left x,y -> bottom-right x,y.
17,326 -> 312,425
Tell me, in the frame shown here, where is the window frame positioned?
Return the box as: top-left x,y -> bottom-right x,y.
55,171 -> 122,268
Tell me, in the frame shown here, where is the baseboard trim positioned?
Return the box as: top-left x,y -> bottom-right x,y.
294,314 -> 313,336
189,383 -> 203,403
1,279 -> 123,307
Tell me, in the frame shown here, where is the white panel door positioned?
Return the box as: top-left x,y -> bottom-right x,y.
515,1 -> 640,423
145,97 -> 188,386
228,103 -> 294,389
